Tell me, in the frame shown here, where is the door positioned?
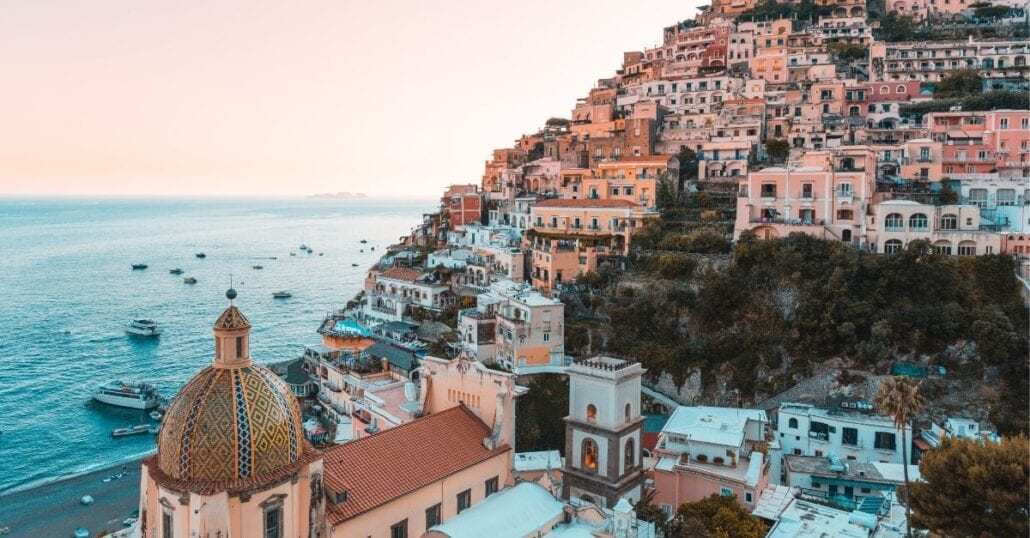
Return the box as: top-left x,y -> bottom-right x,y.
842,229 -> 852,242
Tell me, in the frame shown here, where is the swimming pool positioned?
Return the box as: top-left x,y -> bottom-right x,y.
333,319 -> 372,336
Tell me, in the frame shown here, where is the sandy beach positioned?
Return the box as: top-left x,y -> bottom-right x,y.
0,458 -> 143,537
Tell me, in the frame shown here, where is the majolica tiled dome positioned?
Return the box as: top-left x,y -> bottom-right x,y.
157,364 -> 303,482
156,300 -> 304,483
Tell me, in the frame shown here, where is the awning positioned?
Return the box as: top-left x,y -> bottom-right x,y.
913,438 -> 932,451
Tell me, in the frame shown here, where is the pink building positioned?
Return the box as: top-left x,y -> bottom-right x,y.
927,110 -> 1030,176
444,185 -> 486,227
652,406 -> 771,512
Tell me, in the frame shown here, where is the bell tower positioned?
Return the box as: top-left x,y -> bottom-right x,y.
562,356 -> 645,508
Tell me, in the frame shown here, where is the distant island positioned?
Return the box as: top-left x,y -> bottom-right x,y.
307,191 -> 368,199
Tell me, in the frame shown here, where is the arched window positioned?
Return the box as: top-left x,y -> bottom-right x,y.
885,239 -> 904,254
909,213 -> 928,230
582,438 -> 598,471
880,85 -> 889,94
625,403 -> 632,423
958,241 -> 976,256
885,213 -> 904,230
788,418 -> 798,429
896,85 -> 906,93
933,240 -> 952,255
625,438 -> 636,469
849,106 -> 860,117
587,404 -> 597,423
940,214 -> 957,230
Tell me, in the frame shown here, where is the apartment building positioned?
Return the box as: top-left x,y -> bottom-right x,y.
867,199 -> 1002,255
869,38 -> 1030,82
362,266 -> 453,323
456,280 -> 565,369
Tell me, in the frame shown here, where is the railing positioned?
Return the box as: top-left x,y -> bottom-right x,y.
749,217 -> 827,226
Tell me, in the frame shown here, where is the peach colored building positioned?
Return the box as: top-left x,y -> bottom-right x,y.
457,280 -> 565,369
867,199 -> 1002,255
651,406 -> 771,513
735,147 -> 877,245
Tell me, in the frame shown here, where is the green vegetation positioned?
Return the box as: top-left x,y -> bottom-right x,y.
973,3 -> 1016,19
735,0 -> 832,23
563,233 -> 1029,434
910,436 -> 1029,537
828,42 -> 868,61
677,146 -> 699,184
528,141 -> 544,161
638,493 -> 769,537
874,13 -> 921,42
872,377 -> 927,538
933,69 -> 983,98
899,91 -> 1030,121
545,117 -> 570,128
515,375 -> 570,452
765,138 -> 790,163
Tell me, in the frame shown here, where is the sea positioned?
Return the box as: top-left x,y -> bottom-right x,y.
0,197 -> 434,494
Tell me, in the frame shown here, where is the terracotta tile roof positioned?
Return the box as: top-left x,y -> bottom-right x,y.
534,198 -> 640,209
379,266 -> 424,282
323,405 -> 510,525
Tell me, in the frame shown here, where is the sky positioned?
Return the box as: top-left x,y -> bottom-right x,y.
0,1 -> 700,198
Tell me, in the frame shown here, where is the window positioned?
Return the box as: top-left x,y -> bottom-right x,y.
761,184 -> 777,197
582,438 -> 599,471
264,505 -> 283,538
958,242 -> 976,256
874,432 -> 897,451
885,239 -> 903,254
625,403 -> 632,423
425,504 -> 441,528
842,427 -> 858,446
162,510 -> 174,538
543,332 -> 551,342
586,404 -> 597,423
802,183 -> 813,198
485,476 -> 499,497
998,189 -> 1016,206
457,489 -> 472,513
390,519 -> 408,538
885,213 -> 904,231
745,492 -> 753,504
788,418 -> 798,429
1000,118 -> 1009,129
837,209 -> 854,220
236,336 -> 244,358
625,438 -> 636,468
909,213 -> 928,230
940,214 -> 957,230
721,488 -> 733,496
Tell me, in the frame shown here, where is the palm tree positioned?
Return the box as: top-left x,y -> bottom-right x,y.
873,375 -> 927,538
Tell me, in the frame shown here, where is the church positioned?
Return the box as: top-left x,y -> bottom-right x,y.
136,290 -> 652,537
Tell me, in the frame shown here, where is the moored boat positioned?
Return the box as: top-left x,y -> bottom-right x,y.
252,265 -> 263,270
272,291 -> 292,298
169,268 -> 184,275
195,252 -> 206,258
150,410 -> 162,421
93,380 -> 159,409
125,319 -> 161,337
111,424 -> 151,437
184,277 -> 197,284
131,263 -> 148,270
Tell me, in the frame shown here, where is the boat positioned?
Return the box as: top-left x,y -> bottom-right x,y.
319,252 -> 324,256
169,268 -> 184,275
149,426 -> 160,435
351,263 -> 359,267
252,265 -> 263,270
195,252 -> 206,258
93,380 -> 159,409
74,528 -> 90,538
360,239 -> 368,244
111,425 -> 151,437
150,410 -> 163,421
289,252 -> 296,256
184,277 -> 197,284
273,291 -> 292,299
299,243 -> 308,250
131,263 -> 148,270
306,248 -> 313,254
126,319 -> 161,336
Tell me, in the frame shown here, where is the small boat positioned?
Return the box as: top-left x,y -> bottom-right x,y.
269,256 -> 277,260
195,252 -> 206,258
111,425 -> 151,437
126,319 -> 161,337
351,263 -> 359,267
149,426 -> 160,435
150,410 -> 163,421
75,527 -> 90,538
299,243 -> 308,250
93,380 -> 159,409
370,247 -> 375,251
306,248 -> 313,254
273,291 -> 292,299
253,265 -> 263,270
289,252 -> 296,256
169,268 -> 184,275
131,263 -> 148,270
360,239 -> 368,244
319,252 -> 324,256
184,277 -> 197,284
360,249 -> 364,253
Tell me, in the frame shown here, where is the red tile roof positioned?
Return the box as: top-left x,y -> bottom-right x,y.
379,266 -> 424,282
534,198 -> 639,208
323,405 -> 510,525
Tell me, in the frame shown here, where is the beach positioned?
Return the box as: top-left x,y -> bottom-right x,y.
0,458 -> 143,538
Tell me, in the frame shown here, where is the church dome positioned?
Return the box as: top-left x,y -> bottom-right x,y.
156,295 -> 304,484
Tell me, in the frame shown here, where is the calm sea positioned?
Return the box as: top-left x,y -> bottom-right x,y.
0,197 -> 433,493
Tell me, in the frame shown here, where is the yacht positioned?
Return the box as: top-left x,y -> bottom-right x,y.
93,381 -> 159,410
131,263 -> 148,270
126,319 -> 161,337
111,425 -> 151,437
252,265 -> 263,270
184,277 -> 197,284
169,268 -> 184,275
306,248 -> 313,254
360,239 -> 368,244
299,243 -> 308,251
195,252 -> 206,258
273,291 -> 292,299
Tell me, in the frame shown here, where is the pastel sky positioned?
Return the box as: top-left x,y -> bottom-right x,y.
1,1 -> 699,198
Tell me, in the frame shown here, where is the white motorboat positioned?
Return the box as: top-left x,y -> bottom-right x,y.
93,380 -> 159,410
111,425 -> 150,437
150,410 -> 163,421
273,291 -> 292,299
126,319 -> 161,337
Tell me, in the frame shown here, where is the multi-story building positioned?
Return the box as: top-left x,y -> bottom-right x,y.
361,266 -> 453,323
870,38 -> 1030,82
443,184 -> 486,227
652,406 -> 770,512
868,199 -> 1003,255
456,280 -> 565,369
782,454 -> 919,514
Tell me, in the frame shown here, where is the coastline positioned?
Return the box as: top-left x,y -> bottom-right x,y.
0,456 -> 146,536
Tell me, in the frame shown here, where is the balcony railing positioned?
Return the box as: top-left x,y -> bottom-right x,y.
749,217 -> 827,226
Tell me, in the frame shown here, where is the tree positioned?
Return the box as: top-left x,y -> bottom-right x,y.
677,146 -> 699,183
828,42 -> 868,61
876,13 -> 918,41
910,436 -> 1029,537
935,69 -> 983,98
665,494 -> 768,538
765,138 -> 790,162
872,376 -> 927,537
545,117 -> 570,129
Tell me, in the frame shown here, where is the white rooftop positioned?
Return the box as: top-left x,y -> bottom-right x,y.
427,482 -> 564,538
870,463 -> 922,484
514,450 -> 564,472
766,498 -> 871,538
752,485 -> 796,520
663,406 -> 767,447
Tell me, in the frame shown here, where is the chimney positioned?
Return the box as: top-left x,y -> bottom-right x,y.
381,358 -> 389,373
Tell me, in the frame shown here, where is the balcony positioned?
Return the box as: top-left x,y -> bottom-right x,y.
750,217 -> 827,226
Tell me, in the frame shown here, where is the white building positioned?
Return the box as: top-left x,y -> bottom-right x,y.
457,280 -> 564,368
771,403 -> 912,485
920,416 -> 1000,449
